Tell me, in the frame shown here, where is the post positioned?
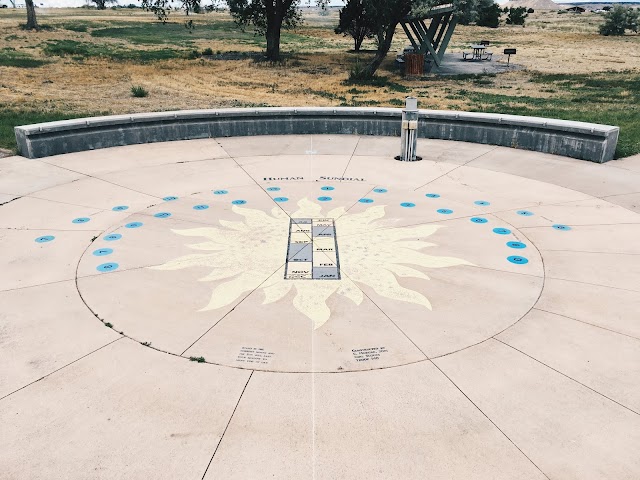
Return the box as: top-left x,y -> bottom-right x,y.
399,97 -> 420,162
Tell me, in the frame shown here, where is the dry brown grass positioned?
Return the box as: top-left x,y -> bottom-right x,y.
0,8 -> 638,114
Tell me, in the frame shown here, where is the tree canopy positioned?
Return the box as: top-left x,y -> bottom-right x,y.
91,0 -> 117,10
142,0 -> 318,61
476,0 -> 501,28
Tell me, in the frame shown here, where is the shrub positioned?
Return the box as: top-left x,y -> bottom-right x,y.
599,5 -> 639,36
186,49 -> 201,59
202,47 -> 213,56
506,6 -> 528,25
131,85 -> 148,97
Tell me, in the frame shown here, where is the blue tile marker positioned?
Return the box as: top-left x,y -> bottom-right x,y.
125,222 -> 143,229
493,227 -> 511,235
373,188 -> 387,193
507,256 -> 529,265
425,193 -> 440,198
437,208 -> 453,214
213,190 -> 228,195
517,210 -> 534,216
104,233 -> 122,241
266,187 -> 280,192
553,224 -> 572,231
163,196 -> 178,202
72,217 -> 90,224
474,200 -> 490,206
232,199 -> 247,205
321,186 -> 335,191
470,217 -> 488,224
97,262 -> 119,272
93,248 -> 113,256
35,235 -> 55,243
112,205 -> 129,212
507,241 -> 527,249
274,197 -> 289,202
359,198 -> 374,203
317,196 -> 332,202
400,202 -> 416,208
154,212 -> 171,218
193,204 -> 209,210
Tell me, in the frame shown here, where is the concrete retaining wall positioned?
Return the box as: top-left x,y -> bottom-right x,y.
14,107 -> 619,163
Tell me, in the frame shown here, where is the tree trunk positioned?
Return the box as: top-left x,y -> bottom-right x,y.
265,14 -> 283,61
361,24 -> 397,78
25,0 -> 38,30
354,35 -> 362,51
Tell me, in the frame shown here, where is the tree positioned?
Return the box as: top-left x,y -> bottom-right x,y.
476,0 -> 501,28
142,0 -> 309,61
228,0 -> 303,61
506,6 -> 528,25
352,0 -> 414,79
335,0 -> 375,51
24,0 -> 38,30
599,5 -> 639,36
91,0 -> 117,9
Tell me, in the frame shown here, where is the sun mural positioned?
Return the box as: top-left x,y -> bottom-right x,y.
150,198 -> 470,329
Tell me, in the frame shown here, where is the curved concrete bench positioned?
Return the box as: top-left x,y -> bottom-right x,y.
14,107 -> 619,163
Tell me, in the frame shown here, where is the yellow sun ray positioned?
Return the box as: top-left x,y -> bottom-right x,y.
151,199 -> 470,329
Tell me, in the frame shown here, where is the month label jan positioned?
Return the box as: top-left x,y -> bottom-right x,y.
285,218 -> 340,280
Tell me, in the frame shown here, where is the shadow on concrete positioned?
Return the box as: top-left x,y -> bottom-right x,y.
428,53 -> 524,76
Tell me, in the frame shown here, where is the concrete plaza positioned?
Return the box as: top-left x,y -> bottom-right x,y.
1,135 -> 639,479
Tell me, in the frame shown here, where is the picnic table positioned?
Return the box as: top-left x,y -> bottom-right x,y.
462,44 -> 493,61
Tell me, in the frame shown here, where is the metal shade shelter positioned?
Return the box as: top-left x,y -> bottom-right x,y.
400,3 -> 457,69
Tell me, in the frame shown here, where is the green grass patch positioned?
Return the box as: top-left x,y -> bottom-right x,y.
90,21 -> 338,52
91,20 -> 251,45
464,78 -> 640,158
42,40 -> 184,62
0,106 -> 98,153
61,22 -> 91,33
0,48 -> 49,68
343,73 -> 412,94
